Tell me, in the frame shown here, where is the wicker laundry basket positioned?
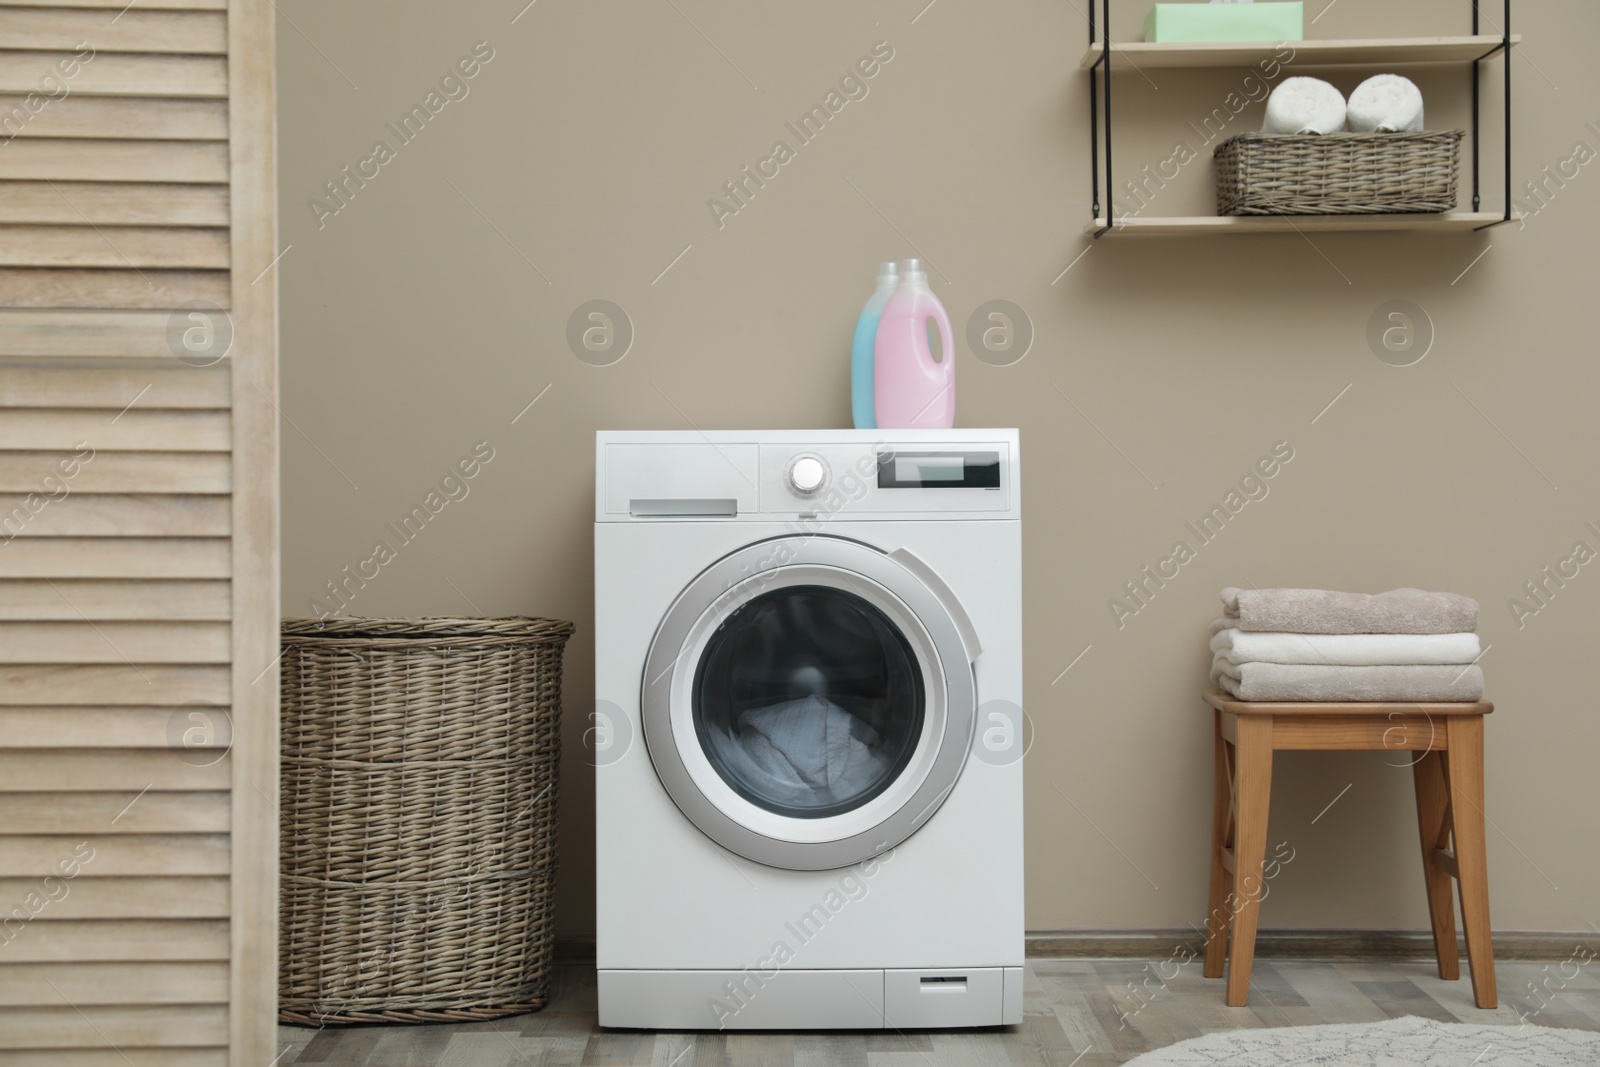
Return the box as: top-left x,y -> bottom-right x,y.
1215,131 -> 1464,215
278,616 -> 574,1025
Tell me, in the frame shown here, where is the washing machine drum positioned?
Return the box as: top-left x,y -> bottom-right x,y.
694,583 -> 925,819
642,536 -> 978,871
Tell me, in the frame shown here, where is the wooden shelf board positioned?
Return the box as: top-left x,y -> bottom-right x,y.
1083,212 -> 1512,237
1079,34 -> 1518,71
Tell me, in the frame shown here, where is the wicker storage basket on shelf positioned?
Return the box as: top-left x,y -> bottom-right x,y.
1215,131 -> 1464,215
278,615 -> 574,1025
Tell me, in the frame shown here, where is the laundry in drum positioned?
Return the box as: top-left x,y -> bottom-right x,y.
696,586 -> 923,813
720,688 -> 891,804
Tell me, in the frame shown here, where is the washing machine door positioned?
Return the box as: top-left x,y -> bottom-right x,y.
641,535 -> 979,871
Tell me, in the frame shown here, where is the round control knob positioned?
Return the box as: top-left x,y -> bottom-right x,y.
788,455 -> 827,496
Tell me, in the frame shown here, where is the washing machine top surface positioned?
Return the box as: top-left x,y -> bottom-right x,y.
595,428 -> 1020,523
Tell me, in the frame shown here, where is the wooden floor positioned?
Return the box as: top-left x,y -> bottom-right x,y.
275,957 -> 1600,1066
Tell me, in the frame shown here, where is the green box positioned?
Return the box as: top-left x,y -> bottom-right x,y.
1143,2 -> 1304,43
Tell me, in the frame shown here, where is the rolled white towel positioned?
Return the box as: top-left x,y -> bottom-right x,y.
1347,73 -> 1425,133
1262,77 -> 1347,135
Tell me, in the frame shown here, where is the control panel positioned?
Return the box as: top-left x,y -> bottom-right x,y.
597,431 -> 1018,521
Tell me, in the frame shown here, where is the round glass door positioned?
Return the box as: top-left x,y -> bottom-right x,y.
693,585 -> 926,820
641,536 -> 977,871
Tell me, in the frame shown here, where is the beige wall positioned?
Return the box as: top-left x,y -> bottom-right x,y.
277,0 -> 1600,940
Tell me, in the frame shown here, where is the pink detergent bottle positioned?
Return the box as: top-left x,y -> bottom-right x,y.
873,259 -> 955,429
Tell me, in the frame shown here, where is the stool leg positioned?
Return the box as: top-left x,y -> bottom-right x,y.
1203,709 -> 1233,979
1412,749 -> 1460,980
1226,715 -> 1273,1008
1445,715 -> 1497,1008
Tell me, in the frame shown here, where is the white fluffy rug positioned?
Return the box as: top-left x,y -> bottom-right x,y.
1125,1015 -> 1600,1065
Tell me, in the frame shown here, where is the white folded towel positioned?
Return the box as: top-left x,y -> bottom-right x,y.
1347,74 -> 1425,133
1262,77 -> 1347,135
1215,661 -> 1486,702
1210,628 -> 1481,668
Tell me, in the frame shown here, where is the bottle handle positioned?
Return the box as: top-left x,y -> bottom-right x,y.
927,303 -> 955,385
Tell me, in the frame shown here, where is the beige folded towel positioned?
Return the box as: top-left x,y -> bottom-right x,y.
1220,587 -> 1479,635
1216,661 -> 1485,702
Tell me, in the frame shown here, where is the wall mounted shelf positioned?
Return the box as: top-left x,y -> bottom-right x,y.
1082,2 -> 1516,238
1083,211 -> 1512,238
1077,34 -> 1518,72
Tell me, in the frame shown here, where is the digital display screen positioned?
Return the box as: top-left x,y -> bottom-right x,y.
896,459 -> 964,482
877,451 -> 1001,489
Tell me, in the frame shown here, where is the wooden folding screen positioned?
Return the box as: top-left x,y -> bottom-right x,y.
0,0 -> 277,1061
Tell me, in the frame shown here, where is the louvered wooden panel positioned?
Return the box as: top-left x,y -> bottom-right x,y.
0,709 -> 221,747
0,9 -> 227,53
0,0 -> 224,7
0,364 -> 230,406
0,834 -> 229,875
0,312 -> 182,356
0,52 -> 228,97
0,1052 -> 226,1067
0,961 -> 230,1005
0,1005 -> 228,1046
0,452 -> 230,493
0,621 -> 230,662
0,269 -> 230,309
0,666 -> 229,706
0,877 -> 229,919
0,919 -> 230,962
0,876 -> 231,916
0,495 -> 231,536
0,537 -> 231,576
0,410 -> 231,450
0,141 -> 230,183
0,184 -> 230,227
0,790 -> 230,828
0,226 -> 229,269
0,1 -> 275,1059
0,579 -> 231,619
0,97 -> 228,140
0,710 -> 236,750
0,875 -> 228,919
0,752 -> 229,794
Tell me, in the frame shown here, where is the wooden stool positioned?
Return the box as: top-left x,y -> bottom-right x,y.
1201,689 -> 1496,1008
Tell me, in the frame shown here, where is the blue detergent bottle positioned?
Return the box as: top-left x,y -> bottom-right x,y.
850,261 -> 899,429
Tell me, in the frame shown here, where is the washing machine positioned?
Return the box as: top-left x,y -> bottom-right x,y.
594,429 -> 1023,1030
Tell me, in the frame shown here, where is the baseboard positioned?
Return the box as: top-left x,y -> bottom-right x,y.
1026,929 -> 1595,962
558,931 -> 1590,965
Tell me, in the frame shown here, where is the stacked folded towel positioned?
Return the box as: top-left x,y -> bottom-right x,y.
1210,587 -> 1484,702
